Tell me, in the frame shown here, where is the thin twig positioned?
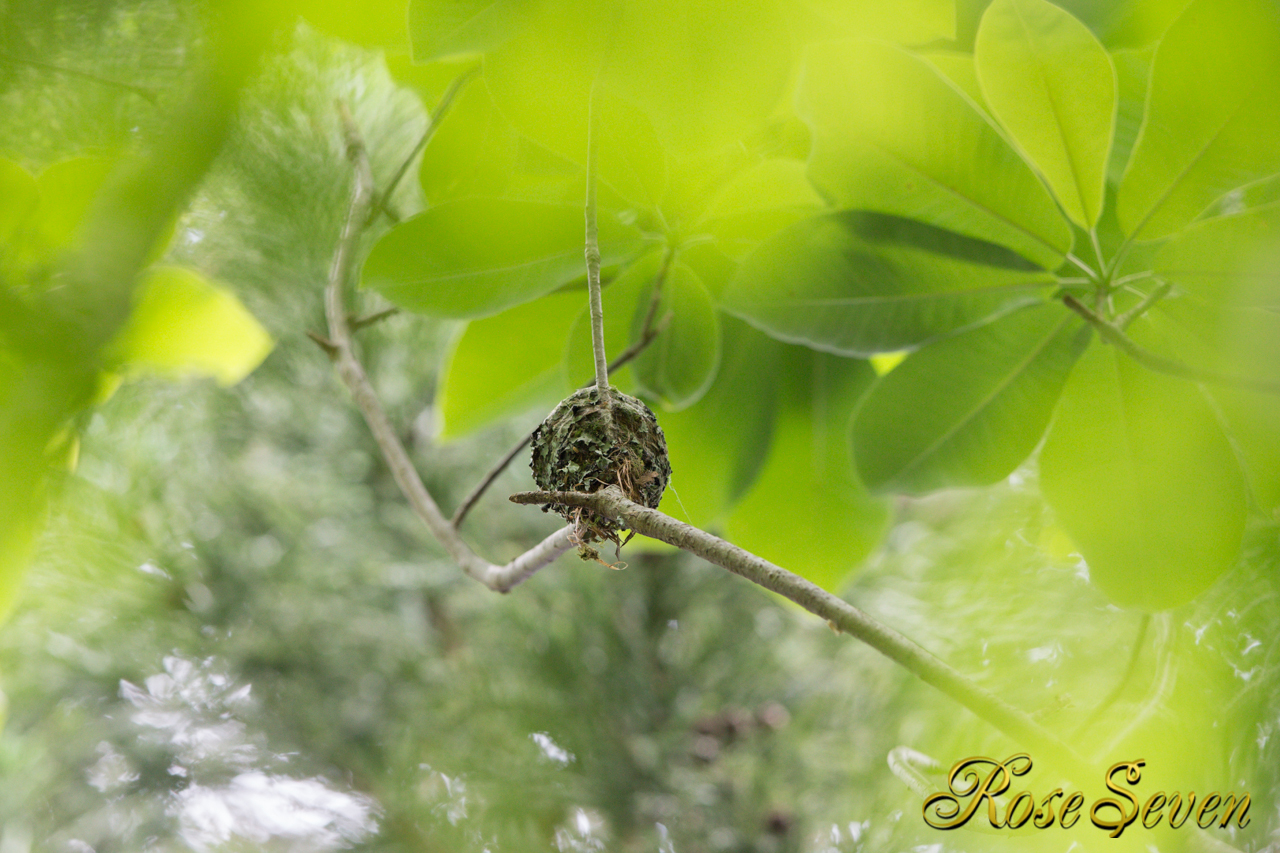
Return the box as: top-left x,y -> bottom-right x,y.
349,306 -> 400,332
510,486 -> 1091,782
323,102 -> 573,591
584,92 -> 610,402
1062,294 -> 1280,395
0,53 -> 159,103
371,66 -> 478,224
451,310 -> 673,528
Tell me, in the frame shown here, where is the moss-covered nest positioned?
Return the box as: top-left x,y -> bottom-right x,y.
530,386 -> 671,544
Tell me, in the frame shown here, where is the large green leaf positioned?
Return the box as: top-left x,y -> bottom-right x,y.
852,304 -> 1087,494
438,289 -> 584,438
1116,0 -> 1280,239
798,38 -> 1072,270
106,266 -> 274,387
361,197 -> 645,319
408,0 -> 522,61
725,351 -> 889,592
1152,202 -> 1280,309
794,0 -> 955,44
630,261 -> 720,410
1108,46 -> 1154,186
695,159 -> 823,260
1040,334 -> 1248,610
654,318 -> 785,527
1146,296 -> 1280,515
0,159 -> 37,258
481,0 -> 793,163
721,211 -> 1055,356
975,0 -> 1115,228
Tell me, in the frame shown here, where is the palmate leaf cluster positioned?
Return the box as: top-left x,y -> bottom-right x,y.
358,0 -> 1280,612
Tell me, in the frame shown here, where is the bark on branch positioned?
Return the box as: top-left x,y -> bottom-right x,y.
511,486 -> 1091,781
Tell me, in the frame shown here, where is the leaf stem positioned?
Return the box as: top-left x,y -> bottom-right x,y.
510,486 -> 1091,782
584,92 -> 610,403
1115,279 -> 1171,329
371,66 -> 477,224
1065,252 -> 1098,280
1062,294 -> 1280,394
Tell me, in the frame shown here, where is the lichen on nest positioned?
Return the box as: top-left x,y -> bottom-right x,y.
530,386 -> 671,547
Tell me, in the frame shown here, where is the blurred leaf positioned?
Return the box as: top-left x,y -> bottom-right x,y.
1153,202 -> 1280,308
106,266 -> 273,387
918,50 -> 986,107
852,304 -> 1086,494
1107,45 -> 1154,186
795,0 -> 955,43
0,159 -> 37,257
631,261 -> 720,410
1116,0 -> 1280,239
722,211 -> 1055,356
361,197 -> 645,318
482,0 -> 792,164
302,0 -> 412,49
799,38 -> 1072,269
655,317 -> 784,526
975,0 -> 1114,228
592,86 -> 668,209
695,159 -> 823,260
409,0 -> 522,61
25,156 -> 114,268
439,289 -> 583,438
1146,297 -> 1280,515
725,352 -> 889,592
1040,334 -> 1248,610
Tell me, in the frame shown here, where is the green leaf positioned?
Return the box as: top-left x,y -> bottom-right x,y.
1146,296 -> 1280,515
0,159 -> 37,246
304,0 -> 412,49
852,304 -> 1087,494
631,261 -> 721,410
919,50 -> 986,108
481,0 -> 793,163
798,38 -> 1073,270
975,0 -> 1115,228
1116,0 -> 1280,239
721,211 -> 1055,356
796,0 -> 955,44
654,317 -> 786,526
106,266 -> 274,387
1108,46 -> 1154,186
439,290 -> 584,438
361,198 -> 644,319
725,351 -> 889,592
1040,335 -> 1247,611
408,0 -> 521,61
1152,202 -> 1280,309
695,159 -> 824,260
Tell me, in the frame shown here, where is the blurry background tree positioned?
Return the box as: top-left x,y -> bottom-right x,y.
1,1 -> 1278,852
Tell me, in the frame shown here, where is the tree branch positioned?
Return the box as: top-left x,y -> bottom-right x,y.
510,486 -> 1091,780
323,103 -> 573,592
1062,294 -> 1280,395
451,310 -> 673,528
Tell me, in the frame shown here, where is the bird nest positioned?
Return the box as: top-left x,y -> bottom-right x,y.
530,386 -> 671,549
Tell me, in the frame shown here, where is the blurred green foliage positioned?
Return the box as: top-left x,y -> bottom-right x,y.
1,0 -> 1279,851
